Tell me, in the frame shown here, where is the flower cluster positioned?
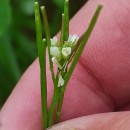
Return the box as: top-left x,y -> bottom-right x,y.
50,34 -> 79,87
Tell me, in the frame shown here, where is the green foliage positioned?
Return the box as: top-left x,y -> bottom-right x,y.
53,0 -> 64,8
19,0 -> 35,15
0,0 -> 11,37
0,0 -> 37,107
0,0 -> 86,107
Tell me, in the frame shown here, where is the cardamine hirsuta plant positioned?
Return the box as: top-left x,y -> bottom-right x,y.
34,0 -> 102,129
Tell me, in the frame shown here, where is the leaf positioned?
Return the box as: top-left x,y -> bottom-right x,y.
0,0 -> 11,37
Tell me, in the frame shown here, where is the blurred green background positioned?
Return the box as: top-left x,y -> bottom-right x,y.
0,0 -> 86,107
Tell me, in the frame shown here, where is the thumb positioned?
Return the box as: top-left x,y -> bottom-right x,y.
46,111 -> 130,130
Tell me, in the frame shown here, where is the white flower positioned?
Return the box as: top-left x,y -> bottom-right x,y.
51,37 -> 58,46
50,47 -> 61,59
62,47 -> 71,58
58,75 -> 64,87
68,34 -> 79,45
52,57 -> 62,69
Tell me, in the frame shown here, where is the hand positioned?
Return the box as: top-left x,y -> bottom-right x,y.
0,0 -> 130,130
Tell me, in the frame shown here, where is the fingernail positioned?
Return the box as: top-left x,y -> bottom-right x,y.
46,124 -> 82,130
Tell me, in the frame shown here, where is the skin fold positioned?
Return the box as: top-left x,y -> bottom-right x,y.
0,0 -> 130,129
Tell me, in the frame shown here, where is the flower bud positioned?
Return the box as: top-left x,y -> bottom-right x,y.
52,57 -> 62,69
51,37 -> 58,47
58,75 -> 64,87
50,47 -> 61,60
68,34 -> 79,46
62,47 -> 71,59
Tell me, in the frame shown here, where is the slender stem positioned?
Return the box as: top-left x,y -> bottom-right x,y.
54,0 -> 69,122
34,2 -> 48,129
57,5 -> 103,121
40,39 -> 48,129
48,73 -> 61,126
41,6 -> 56,86
60,14 -> 65,46
63,5 -> 102,92
40,6 -> 66,127
56,94 -> 64,123
47,0 -> 69,123
63,0 -> 69,41
47,92 -> 59,126
47,67 -> 61,126
55,71 -> 66,122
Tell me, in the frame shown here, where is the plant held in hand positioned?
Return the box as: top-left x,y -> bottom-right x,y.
34,0 -> 102,129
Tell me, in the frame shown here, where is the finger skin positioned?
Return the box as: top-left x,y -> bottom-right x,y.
0,0 -> 130,130
46,111 -> 130,130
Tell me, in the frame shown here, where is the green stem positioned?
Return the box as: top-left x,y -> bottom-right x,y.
41,7 -> 58,126
47,0 -> 70,125
56,93 -> 64,123
63,0 -> 69,41
40,39 -> 48,129
64,5 -> 102,92
41,6 -> 56,86
54,0 -> 69,122
34,2 -> 48,129
48,70 -> 62,126
60,14 -> 64,46
57,5 -> 103,121
47,92 -> 59,126
55,70 -> 66,123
